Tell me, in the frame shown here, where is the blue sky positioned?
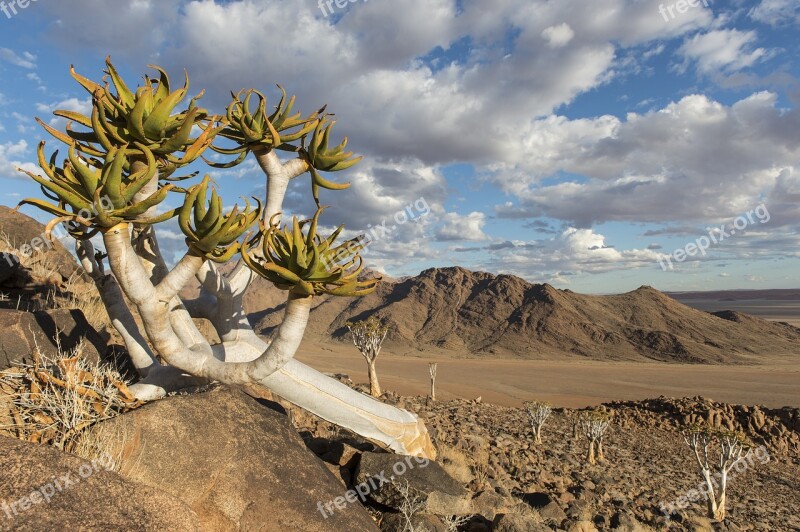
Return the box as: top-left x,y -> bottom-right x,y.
0,0 -> 799,293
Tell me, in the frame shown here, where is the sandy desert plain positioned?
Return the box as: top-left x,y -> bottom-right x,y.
297,294 -> 800,409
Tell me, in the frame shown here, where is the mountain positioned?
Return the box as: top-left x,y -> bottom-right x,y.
237,267 -> 800,364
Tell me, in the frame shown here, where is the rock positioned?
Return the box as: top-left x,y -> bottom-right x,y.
0,435 -> 199,531
493,513 -> 550,532
0,206 -> 81,282
568,521 -> 599,532
0,309 -> 104,371
610,509 -> 648,531
538,501 -> 567,525
355,451 -> 470,512
380,513 -> 447,531
96,386 -> 379,532
686,516 -> 715,532
0,253 -> 20,285
566,499 -> 593,521
468,491 -> 512,520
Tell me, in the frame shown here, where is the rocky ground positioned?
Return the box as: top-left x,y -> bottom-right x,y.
287,377 -> 800,531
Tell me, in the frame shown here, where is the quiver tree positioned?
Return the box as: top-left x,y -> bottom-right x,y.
579,410 -> 612,464
16,58 -> 435,459
345,316 -> 388,397
428,363 -> 437,401
524,400 -> 552,445
682,424 -> 752,521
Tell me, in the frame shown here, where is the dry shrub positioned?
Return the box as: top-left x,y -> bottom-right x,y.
469,447 -> 491,491
438,445 -> 475,486
0,340 -> 140,454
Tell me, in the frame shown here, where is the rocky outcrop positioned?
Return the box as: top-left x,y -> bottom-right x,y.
609,396 -> 800,457
0,436 -> 200,531
94,386 -> 379,532
0,206 -> 81,283
0,309 -> 104,371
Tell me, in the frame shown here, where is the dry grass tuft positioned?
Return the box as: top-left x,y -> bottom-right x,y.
469,447 -> 491,491
0,340 -> 141,454
438,445 -> 475,486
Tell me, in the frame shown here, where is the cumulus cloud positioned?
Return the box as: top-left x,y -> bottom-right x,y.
436,212 -> 489,241
0,139 -> 36,180
492,92 -> 800,226
677,30 -> 768,75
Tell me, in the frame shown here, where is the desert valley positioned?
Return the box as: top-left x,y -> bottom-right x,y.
1,1 -> 800,531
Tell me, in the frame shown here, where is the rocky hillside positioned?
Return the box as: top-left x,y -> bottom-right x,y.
236,266 -> 800,364
288,379 -> 800,531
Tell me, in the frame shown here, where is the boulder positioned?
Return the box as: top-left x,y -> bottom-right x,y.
380,513 -> 447,531
355,451 -> 472,516
0,436 -> 199,531
493,513 -> 550,532
95,386 -> 379,532
0,309 -> 104,370
0,253 -> 19,285
0,206 -> 80,282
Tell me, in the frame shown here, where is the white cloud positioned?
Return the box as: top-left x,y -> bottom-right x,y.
491,92 -> 800,226
0,48 -> 36,69
436,212 -> 489,241
0,139 -> 37,180
749,0 -> 800,26
541,23 -> 575,48
677,29 -> 768,75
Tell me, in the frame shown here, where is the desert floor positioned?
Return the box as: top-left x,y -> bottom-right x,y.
297,342 -> 800,409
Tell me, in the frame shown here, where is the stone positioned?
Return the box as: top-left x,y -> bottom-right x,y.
0,206 -> 81,282
95,386 -> 379,532
493,513 -> 550,532
538,501 -> 567,525
0,435 -> 199,531
0,309 -> 104,371
355,451 -> 470,511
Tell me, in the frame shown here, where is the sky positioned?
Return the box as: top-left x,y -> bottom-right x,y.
0,0 -> 798,294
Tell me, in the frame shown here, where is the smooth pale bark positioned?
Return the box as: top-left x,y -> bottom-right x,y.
76,240 -> 159,376
87,153 -> 437,459
193,264 -> 436,458
429,363 -> 437,401
102,224 -> 313,385
367,359 -> 381,397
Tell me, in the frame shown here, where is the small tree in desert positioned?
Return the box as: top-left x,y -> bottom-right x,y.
524,400 -> 552,445
682,424 -> 752,521
13,58 -> 435,459
579,410 -> 612,464
346,316 -> 389,397
428,362 -> 437,401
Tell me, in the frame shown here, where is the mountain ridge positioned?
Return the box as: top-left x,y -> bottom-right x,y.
232,266 -> 800,364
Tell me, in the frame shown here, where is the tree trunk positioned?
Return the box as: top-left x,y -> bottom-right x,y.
534,426 -> 542,445
587,440 -> 596,465
367,359 -> 381,398
430,377 -> 436,401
